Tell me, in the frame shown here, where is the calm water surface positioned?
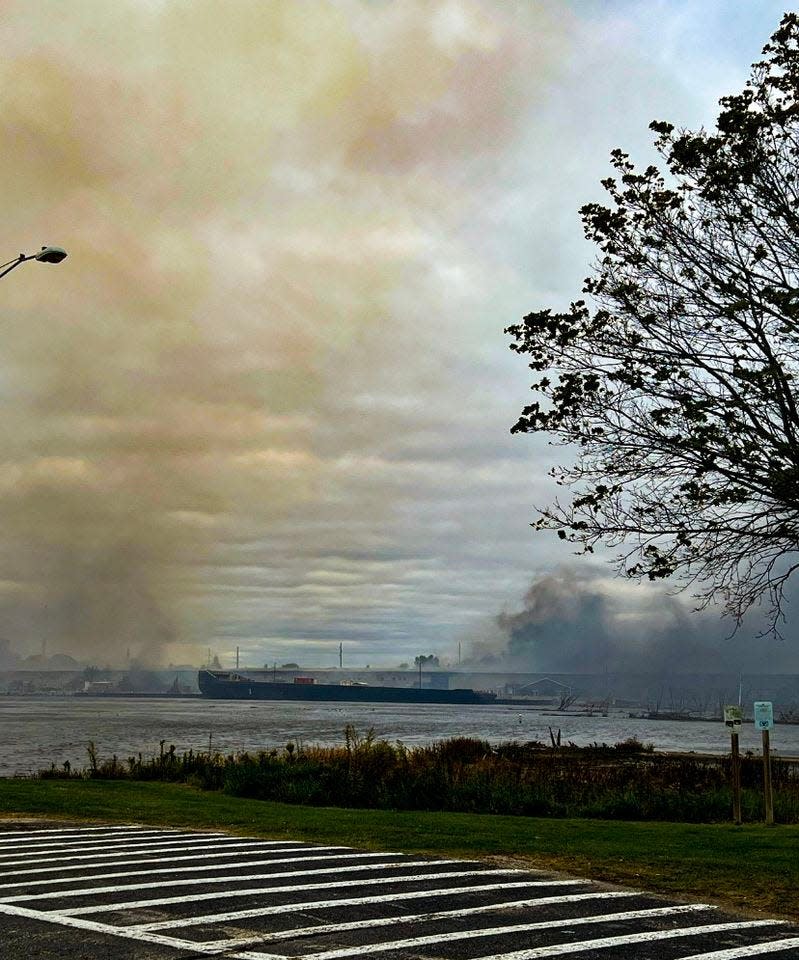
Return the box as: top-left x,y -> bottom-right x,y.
3,696 -> 799,775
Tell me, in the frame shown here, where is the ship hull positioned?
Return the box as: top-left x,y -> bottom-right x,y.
198,670 -> 495,705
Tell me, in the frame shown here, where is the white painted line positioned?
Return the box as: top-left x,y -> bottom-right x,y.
0,845 -> 356,882
0,826 -> 159,841
441,921 -> 785,960
0,851 -> 408,891
279,904 -> 718,960
12,858 -> 469,904
4,900 -> 784,960
0,831 -> 188,852
677,939 -> 799,959
134,879 -> 590,931
0,837 -> 306,869
0,832 -> 228,856
0,827 -> 197,845
201,891 -> 643,951
59,869 -> 566,916
0,902 -> 286,960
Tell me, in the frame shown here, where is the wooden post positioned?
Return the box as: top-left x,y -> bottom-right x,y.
762,729 -> 774,825
731,729 -> 742,825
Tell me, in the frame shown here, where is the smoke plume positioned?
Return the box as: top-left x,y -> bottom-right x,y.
470,567 -> 799,675
0,2 -> 568,664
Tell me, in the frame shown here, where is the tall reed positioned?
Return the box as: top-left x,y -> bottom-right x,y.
37,730 -> 799,824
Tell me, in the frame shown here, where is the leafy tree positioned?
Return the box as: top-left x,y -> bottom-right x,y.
414,654 -> 440,667
507,15 -> 799,634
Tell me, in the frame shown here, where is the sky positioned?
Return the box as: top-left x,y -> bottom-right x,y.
0,0 -> 795,672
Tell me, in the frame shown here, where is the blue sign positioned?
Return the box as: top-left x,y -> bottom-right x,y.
754,701 -> 774,731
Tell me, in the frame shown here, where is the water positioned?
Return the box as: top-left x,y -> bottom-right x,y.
2,696 -> 799,776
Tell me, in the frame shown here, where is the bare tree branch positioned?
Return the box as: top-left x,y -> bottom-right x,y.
507,14 -> 799,635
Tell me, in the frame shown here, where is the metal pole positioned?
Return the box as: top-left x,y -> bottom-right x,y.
762,729 -> 774,825
0,254 -> 33,280
731,730 -> 742,825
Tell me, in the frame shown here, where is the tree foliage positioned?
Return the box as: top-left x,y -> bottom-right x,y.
507,15 -> 799,634
414,654 -> 440,667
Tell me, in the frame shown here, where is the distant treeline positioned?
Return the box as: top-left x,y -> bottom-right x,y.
39,727 -> 799,824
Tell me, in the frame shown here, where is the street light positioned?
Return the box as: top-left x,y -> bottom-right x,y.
0,246 -> 68,280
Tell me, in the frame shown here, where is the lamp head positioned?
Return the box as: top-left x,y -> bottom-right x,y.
34,246 -> 67,264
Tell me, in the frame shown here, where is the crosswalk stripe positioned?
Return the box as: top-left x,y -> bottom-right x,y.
58,871 -> 578,917
278,905 -> 716,960
0,832 -> 228,857
3,826 -> 790,960
677,939 -> 799,959
0,826 -> 158,841
5,858 -> 468,903
200,891 -> 643,951
0,831 -> 189,851
447,921 -> 785,960
0,851 -> 408,891
0,843 -> 347,880
0,838 -> 309,869
0,902 -> 284,959
0,828 -> 206,845
132,879 -> 592,931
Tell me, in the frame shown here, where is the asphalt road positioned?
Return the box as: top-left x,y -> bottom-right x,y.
0,821 -> 797,959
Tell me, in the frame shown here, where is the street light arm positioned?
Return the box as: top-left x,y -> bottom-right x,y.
0,247 -> 68,281
0,255 -> 35,281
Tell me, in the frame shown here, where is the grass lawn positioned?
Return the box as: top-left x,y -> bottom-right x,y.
1,778 -> 797,922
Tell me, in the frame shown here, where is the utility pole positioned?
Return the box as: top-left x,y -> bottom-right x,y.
731,728 -> 742,825
724,705 -> 743,825
762,728 -> 774,825
754,701 -> 775,826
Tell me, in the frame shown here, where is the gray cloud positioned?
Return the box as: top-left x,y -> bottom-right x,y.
469,566 -> 799,676
0,1 -> 792,670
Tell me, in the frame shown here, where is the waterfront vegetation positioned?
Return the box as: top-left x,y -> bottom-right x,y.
1,777 -> 798,923
34,727 -> 799,824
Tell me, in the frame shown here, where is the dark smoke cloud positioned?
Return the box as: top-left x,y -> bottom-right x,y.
0,0 -> 568,667
470,567 -> 799,675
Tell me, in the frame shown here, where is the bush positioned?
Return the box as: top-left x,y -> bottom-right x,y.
38,730 -> 799,825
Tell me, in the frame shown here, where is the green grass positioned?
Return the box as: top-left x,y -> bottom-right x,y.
1,778 -> 798,923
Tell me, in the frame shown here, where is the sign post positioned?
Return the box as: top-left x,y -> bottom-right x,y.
754,701 -> 775,825
724,705 -> 743,824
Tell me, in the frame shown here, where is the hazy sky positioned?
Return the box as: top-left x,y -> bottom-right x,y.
0,1 -> 793,669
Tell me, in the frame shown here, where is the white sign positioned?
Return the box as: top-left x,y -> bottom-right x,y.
724,705 -> 742,729
754,701 -> 774,731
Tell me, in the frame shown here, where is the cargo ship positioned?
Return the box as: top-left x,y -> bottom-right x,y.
198,669 -> 497,705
